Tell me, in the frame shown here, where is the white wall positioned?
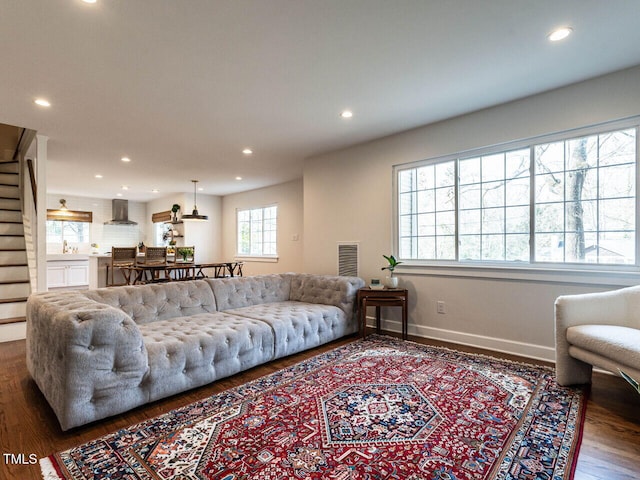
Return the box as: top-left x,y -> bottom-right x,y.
145,193 -> 222,263
46,194 -> 147,253
183,194 -> 222,263
303,65 -> 640,361
45,192 -> 222,262
145,193 -> 186,246
221,179 -> 303,275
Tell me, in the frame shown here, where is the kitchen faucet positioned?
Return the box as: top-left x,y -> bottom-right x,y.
63,240 -> 68,254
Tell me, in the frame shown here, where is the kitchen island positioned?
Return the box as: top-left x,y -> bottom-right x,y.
88,253 -> 138,288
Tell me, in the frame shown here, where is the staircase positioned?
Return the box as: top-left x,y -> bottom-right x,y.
0,160 -> 29,324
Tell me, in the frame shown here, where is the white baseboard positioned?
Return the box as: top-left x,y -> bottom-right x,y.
366,317 -> 556,364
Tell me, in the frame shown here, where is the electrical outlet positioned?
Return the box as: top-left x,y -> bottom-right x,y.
437,301 -> 446,314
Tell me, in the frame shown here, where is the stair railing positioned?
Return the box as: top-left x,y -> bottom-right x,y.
26,158 -> 36,214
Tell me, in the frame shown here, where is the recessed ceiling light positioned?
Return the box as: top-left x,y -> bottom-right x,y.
235,176 -> 243,181
151,189 -> 159,193
121,185 -> 129,190
548,27 -> 573,42
34,98 -> 51,107
340,110 -> 353,118
82,0 -> 97,4
121,157 -> 131,162
95,174 -> 103,179
116,193 -> 123,197
242,148 -> 253,155
198,187 -> 204,191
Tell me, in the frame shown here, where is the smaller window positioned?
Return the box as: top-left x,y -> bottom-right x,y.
46,221 -> 90,245
154,223 -> 167,246
237,205 -> 278,257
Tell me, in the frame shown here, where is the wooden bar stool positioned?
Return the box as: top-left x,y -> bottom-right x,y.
106,247 -> 137,286
137,246 -> 169,283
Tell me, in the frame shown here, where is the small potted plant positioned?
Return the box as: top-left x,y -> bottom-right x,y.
381,254 -> 403,288
176,246 -> 194,262
171,204 -> 181,222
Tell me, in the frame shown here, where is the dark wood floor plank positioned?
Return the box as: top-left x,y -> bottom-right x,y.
0,332 -> 638,480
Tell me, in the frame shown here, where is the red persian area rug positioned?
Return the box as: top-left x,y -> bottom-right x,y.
41,336 -> 586,480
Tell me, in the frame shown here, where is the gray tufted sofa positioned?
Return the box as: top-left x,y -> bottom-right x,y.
26,273 -> 364,430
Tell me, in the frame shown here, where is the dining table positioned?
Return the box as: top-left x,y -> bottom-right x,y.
122,261 -> 243,285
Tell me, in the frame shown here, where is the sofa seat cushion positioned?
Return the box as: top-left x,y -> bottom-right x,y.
139,312 -> 274,401
84,280 -> 217,325
225,301 -> 354,358
566,325 -> 640,369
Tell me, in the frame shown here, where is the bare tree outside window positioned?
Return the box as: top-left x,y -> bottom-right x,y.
535,129 -> 636,265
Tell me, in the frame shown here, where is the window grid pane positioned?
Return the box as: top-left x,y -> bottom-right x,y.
396,124 -> 637,268
237,206 -> 278,256
534,129 -> 636,265
398,161 -> 456,260
458,148 -> 530,262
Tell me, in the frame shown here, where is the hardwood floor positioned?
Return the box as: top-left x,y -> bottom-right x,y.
1,333 -> 638,480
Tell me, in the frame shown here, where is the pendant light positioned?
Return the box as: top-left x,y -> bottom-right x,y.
181,180 -> 208,221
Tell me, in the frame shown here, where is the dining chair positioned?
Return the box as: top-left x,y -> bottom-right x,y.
106,247 -> 138,286
137,246 -> 169,283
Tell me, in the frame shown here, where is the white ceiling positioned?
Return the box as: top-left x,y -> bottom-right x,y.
2,0 -> 640,201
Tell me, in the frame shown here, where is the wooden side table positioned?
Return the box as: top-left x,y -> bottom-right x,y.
357,287 -> 408,340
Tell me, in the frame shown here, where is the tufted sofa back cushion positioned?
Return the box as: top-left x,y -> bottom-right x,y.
83,280 -> 217,325
206,274 -> 292,311
289,273 -> 364,319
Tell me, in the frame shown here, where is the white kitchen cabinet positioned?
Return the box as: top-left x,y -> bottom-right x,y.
46,265 -> 68,288
46,256 -> 90,290
67,263 -> 89,286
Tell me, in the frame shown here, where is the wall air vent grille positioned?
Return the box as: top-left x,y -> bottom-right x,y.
337,242 -> 359,277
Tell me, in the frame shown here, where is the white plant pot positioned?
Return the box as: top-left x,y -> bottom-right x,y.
385,275 -> 398,288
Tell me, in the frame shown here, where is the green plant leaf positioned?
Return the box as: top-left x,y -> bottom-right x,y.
382,254 -> 403,271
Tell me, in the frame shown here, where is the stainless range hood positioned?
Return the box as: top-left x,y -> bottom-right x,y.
104,199 -> 138,225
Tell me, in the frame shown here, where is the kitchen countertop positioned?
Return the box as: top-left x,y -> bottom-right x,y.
47,254 -> 91,261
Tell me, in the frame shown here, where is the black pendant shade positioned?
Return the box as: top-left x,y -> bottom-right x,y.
181,180 -> 208,221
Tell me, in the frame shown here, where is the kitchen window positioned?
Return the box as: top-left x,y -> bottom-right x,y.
46,221 -> 90,245
46,208 -> 93,251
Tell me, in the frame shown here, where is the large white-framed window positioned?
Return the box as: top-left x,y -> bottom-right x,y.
236,205 -> 278,258
394,118 -> 639,271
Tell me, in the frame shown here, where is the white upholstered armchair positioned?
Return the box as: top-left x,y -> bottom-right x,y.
555,285 -> 640,386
